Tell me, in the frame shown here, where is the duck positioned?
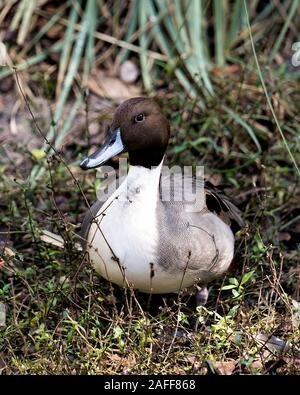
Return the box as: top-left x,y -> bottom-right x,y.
79,97 -> 242,298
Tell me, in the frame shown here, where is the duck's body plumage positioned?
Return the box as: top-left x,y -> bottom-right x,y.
80,97 -> 242,295
81,162 -> 239,294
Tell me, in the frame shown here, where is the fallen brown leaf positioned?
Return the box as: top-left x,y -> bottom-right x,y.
46,24 -> 64,39
0,246 -> 15,266
212,360 -> 237,375
278,232 -> 291,242
212,65 -> 240,77
87,69 -> 141,102
108,352 -> 136,374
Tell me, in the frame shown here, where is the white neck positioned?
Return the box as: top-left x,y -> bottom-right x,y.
122,160 -> 163,204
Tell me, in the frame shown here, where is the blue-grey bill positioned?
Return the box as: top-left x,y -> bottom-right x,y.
80,128 -> 125,170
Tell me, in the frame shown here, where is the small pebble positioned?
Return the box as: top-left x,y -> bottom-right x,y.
119,60 -> 139,84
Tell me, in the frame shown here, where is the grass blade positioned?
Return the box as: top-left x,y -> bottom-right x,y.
269,0 -> 299,62
20,3 -> 68,57
213,0 -> 225,66
10,0 -> 27,31
138,0 -> 152,92
56,4 -> 79,97
0,39 -> 65,79
47,0 -> 92,143
145,0 -> 199,99
223,105 -> 261,153
188,0 -> 214,95
17,0 -> 37,45
228,0 -> 246,48
30,0 -> 96,185
118,0 -> 138,63
243,0 -> 300,178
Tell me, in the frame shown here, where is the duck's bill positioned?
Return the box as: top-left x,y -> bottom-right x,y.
80,128 -> 125,170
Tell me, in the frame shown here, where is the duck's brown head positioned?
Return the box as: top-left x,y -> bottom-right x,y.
80,97 -> 170,170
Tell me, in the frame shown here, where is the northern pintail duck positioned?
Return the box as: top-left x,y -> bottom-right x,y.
80,97 -> 242,296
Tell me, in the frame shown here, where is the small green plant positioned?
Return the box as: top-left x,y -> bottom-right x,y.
221,271 -> 255,303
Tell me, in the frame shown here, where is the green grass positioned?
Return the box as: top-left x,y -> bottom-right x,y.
0,0 -> 300,375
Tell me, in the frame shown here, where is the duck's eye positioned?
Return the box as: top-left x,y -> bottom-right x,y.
134,113 -> 145,123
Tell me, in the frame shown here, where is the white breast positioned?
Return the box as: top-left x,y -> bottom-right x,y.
87,164 -> 162,291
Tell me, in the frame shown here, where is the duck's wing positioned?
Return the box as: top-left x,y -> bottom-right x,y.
159,174 -> 243,231
204,180 -> 244,230
159,172 -> 205,207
